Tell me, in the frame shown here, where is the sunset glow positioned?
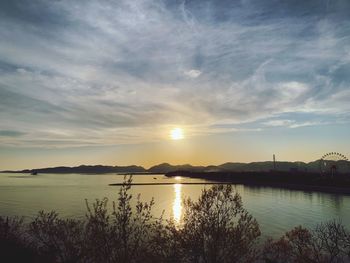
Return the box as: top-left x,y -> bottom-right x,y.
170,128 -> 184,140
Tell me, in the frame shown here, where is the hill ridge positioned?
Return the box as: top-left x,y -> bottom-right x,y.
2,160 -> 350,174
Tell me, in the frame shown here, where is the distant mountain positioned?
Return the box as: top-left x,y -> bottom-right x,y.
4,165 -> 146,174
217,160 -> 348,173
218,161 -> 306,172
148,163 -> 205,173
149,160 -> 350,174
3,160 -> 350,174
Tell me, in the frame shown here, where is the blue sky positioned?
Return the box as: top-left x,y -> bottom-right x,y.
0,0 -> 350,169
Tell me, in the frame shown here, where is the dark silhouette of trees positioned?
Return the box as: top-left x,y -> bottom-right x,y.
175,184 -> 261,263
262,221 -> 350,263
0,216 -> 44,262
29,211 -> 85,263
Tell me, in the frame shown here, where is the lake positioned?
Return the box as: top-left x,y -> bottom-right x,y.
0,173 -> 349,238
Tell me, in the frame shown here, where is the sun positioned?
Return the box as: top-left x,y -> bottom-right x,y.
170,128 -> 184,140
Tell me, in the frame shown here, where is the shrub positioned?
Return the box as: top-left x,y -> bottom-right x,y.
29,211 -> 85,263
0,216 -> 41,262
175,184 -> 261,263
83,176 -> 163,263
262,220 -> 350,263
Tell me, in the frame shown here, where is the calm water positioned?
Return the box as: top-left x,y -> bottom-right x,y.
0,173 -> 349,238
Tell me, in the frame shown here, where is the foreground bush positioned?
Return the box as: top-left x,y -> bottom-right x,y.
0,216 -> 44,262
28,176 -> 163,263
262,221 -> 350,263
0,176 -> 349,263
177,184 -> 261,262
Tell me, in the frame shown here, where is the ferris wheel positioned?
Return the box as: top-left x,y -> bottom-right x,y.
320,152 -> 349,176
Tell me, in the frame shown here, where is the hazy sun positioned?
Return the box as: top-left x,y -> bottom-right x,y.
170,128 -> 184,140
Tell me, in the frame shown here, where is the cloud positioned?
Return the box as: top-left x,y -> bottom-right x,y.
263,120 -> 295,127
184,69 -> 202,78
0,130 -> 26,137
0,0 -> 349,147
263,119 -> 329,129
289,121 -> 328,129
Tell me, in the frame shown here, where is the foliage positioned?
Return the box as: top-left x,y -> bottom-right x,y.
175,184 -> 261,263
29,211 -> 85,263
0,216 -> 42,262
261,220 -> 350,263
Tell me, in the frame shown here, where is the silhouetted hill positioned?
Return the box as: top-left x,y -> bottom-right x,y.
149,161 -> 300,173
148,163 -> 205,173
149,160 -> 350,173
4,165 -> 146,174
217,162 -> 247,171
2,160 -> 350,174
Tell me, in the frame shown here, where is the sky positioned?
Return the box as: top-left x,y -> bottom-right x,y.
1,0 -> 350,170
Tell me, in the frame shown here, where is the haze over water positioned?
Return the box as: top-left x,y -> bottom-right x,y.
1,173 -> 349,238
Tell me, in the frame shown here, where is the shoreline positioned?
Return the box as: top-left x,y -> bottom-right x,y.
164,171 -> 350,195
227,181 -> 350,195
108,181 -> 350,195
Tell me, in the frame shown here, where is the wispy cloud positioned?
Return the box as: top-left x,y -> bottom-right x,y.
0,0 -> 349,147
263,120 -> 296,127
263,119 -> 329,129
184,69 -> 202,78
0,130 -> 26,137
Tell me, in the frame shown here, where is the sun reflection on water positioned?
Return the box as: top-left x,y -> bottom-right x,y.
172,183 -> 182,225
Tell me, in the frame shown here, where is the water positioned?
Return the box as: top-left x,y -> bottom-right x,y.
0,173 -> 349,238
